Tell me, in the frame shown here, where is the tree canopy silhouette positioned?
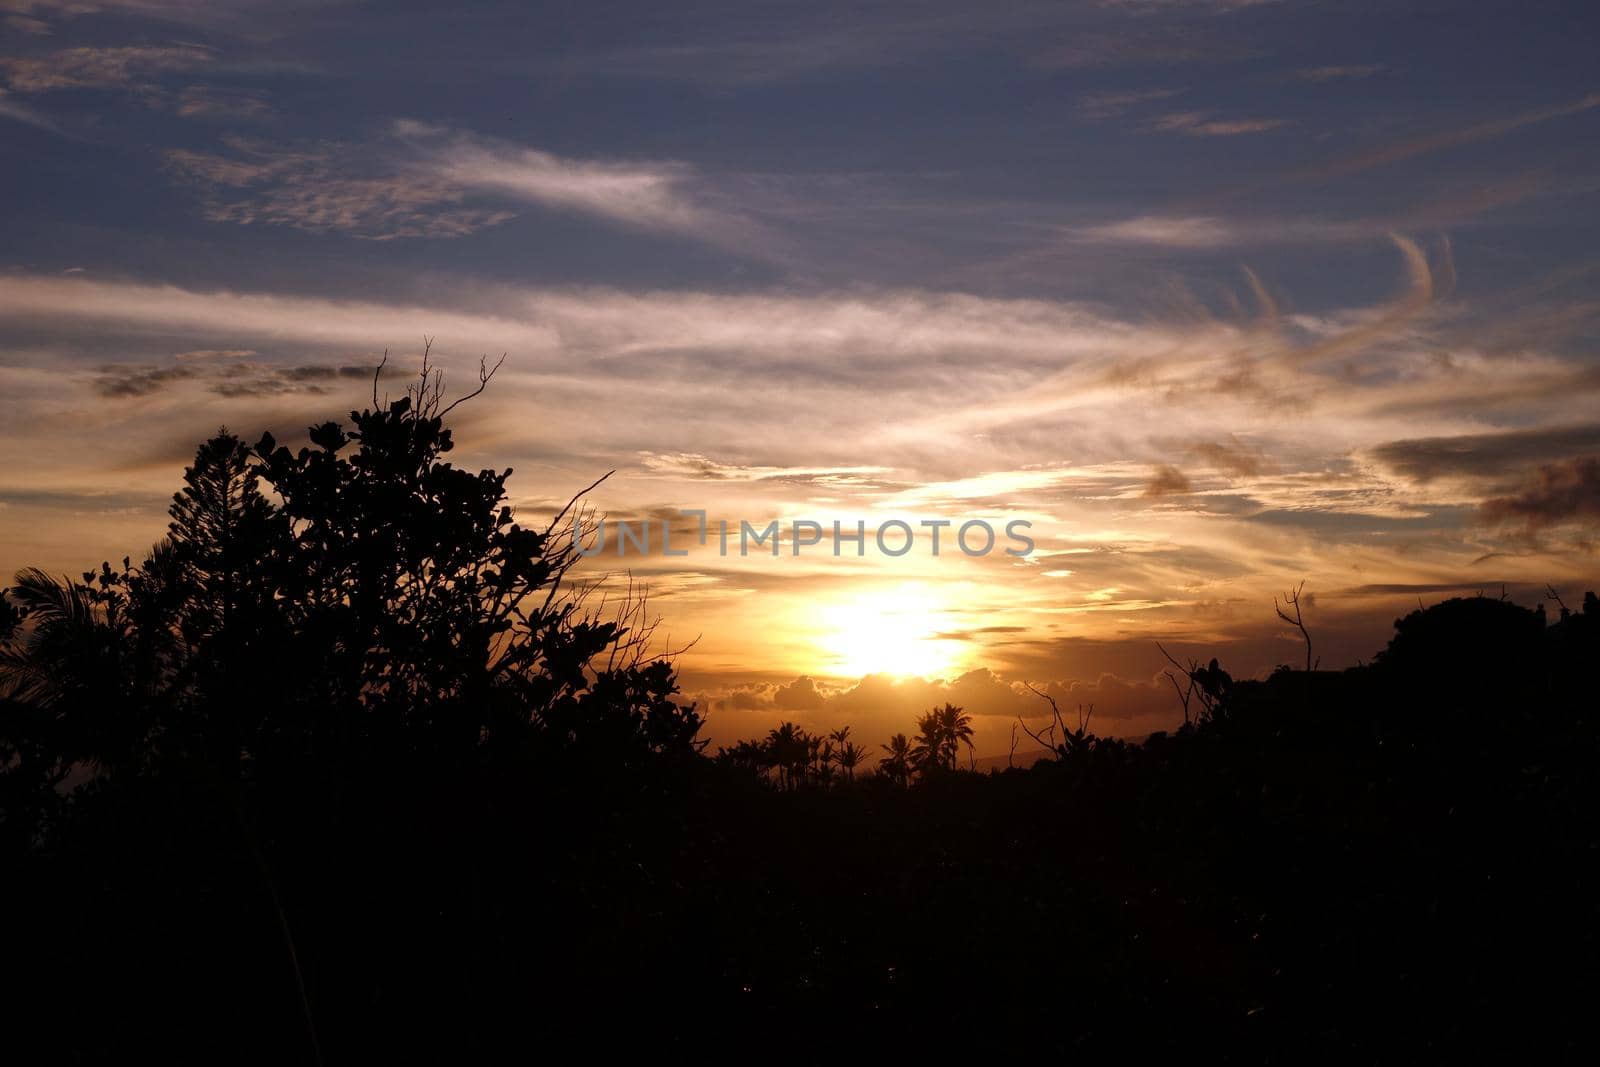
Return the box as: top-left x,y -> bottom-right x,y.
0,363 -> 702,839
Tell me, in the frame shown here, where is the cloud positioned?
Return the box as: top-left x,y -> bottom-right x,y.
772,675 -> 829,710
1370,424 -> 1600,486
552,6 -> 1102,88
0,1 -> 305,25
0,237 -> 1462,499
5,258 -> 1597,725
1076,87 -> 1186,119
728,667 -> 1163,724
1335,582 -> 1519,597
639,452 -> 890,484
162,126 -> 745,244
1190,437 -> 1267,477
1480,457 -> 1600,529
1143,464 -> 1192,496
210,364 -> 376,398
5,14 -> 51,34
1293,93 -> 1600,184
0,484 -> 166,512
0,87 -> 56,129
165,139 -> 516,239
1291,64 -> 1384,82
1041,29 -> 1267,69
173,348 -> 255,361
0,242 -> 1471,480
1072,214 -> 1234,248
1146,111 -> 1291,136
0,274 -> 1148,372
91,363 -> 196,397
174,84 -> 273,120
1065,211 -> 1380,247
393,122 -> 745,242
0,44 -> 210,93
90,359 -> 377,399
1280,232 -> 1440,369
1101,0 -> 1280,10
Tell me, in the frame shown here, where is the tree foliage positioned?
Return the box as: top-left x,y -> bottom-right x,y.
0,365 -> 702,843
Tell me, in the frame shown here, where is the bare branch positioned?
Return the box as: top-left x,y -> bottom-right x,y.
1023,681 -> 1068,737
1274,579 -> 1314,672
545,470 -> 615,537
1016,713 -> 1056,754
439,352 -> 507,419
371,350 -> 388,409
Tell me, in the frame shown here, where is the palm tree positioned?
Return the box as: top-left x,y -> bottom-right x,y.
0,566 -> 141,773
936,703 -> 975,770
810,734 -> 834,785
766,722 -> 810,790
911,703 -> 975,774
829,726 -> 866,782
879,732 -> 912,787
910,710 -> 942,776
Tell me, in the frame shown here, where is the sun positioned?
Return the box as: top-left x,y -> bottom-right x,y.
814,584 -> 964,679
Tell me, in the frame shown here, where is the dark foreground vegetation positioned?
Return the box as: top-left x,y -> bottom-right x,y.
4,370 -> 1597,1062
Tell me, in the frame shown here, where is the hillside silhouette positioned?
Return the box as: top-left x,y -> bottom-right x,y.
3,369 -> 1597,1061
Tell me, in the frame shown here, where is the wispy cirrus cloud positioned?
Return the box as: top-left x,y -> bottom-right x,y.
1146,110 -> 1291,136
173,84 -> 272,120
0,86 -> 56,129
1068,213 -> 1371,248
0,1 -> 321,26
165,138 -> 517,239
639,453 -> 890,484
162,125 -> 750,245
1071,214 -> 1235,247
0,274 -> 1145,373
0,43 -> 210,93
4,13 -> 50,33
1076,87 -> 1186,119
391,121 -> 741,241
1291,93 -> 1600,184
1290,64 -> 1384,82
1100,0 -> 1280,11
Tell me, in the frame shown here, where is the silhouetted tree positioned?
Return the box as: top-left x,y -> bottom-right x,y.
878,732 -> 912,787
829,726 -> 866,781
163,431 -> 290,774
766,722 -> 808,789
1,358 -> 703,808
0,564 -> 144,775
911,703 -> 973,774
244,359 -> 701,770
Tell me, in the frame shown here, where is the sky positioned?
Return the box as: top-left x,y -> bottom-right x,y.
3,0 -> 1599,757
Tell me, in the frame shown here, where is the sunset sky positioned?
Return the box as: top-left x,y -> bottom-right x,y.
3,0 -> 1599,756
